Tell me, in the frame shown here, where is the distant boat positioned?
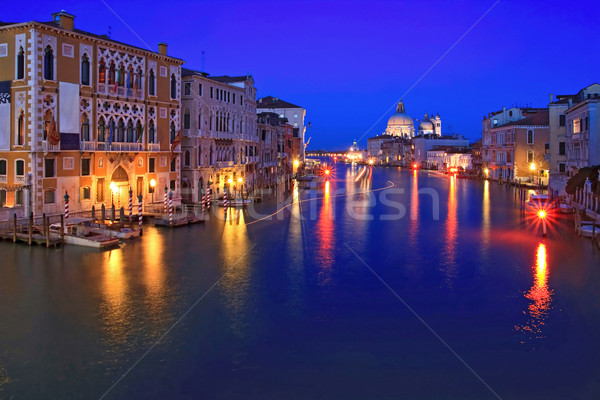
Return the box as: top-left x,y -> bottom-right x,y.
525,192 -> 551,213
581,224 -> 600,238
49,218 -> 120,249
87,220 -> 141,239
558,203 -> 575,214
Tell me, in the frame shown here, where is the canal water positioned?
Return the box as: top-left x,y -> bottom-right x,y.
0,163 -> 599,399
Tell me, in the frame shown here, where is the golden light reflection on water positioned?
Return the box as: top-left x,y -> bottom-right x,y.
315,180 -> 334,285
482,180 -> 490,253
142,228 -> 169,332
443,176 -> 458,286
220,209 -> 252,336
516,242 -> 553,340
409,170 -> 419,245
101,249 -> 131,344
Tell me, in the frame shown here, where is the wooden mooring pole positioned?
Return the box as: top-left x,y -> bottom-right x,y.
45,216 -> 50,247
12,214 -> 17,243
28,212 -> 33,245
60,214 -> 64,240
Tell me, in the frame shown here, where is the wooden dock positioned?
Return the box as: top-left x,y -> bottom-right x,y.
0,232 -> 62,247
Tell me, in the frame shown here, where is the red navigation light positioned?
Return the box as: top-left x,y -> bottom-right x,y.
413,163 -> 418,169
325,169 -> 330,175
538,210 -> 546,219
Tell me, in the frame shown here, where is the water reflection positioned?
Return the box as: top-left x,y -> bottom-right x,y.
516,242 -> 553,340
409,170 -> 419,246
481,180 -> 490,254
142,228 -> 169,334
220,209 -> 252,336
100,249 -> 131,344
315,180 -> 334,285
442,176 -> 458,287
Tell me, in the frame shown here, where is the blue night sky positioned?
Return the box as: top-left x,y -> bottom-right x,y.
4,0 -> 600,150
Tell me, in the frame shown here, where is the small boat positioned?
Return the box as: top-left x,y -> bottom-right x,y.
87,221 -> 141,239
525,192 -> 551,212
216,198 -> 252,207
49,218 -> 120,249
580,224 -> 600,238
558,203 -> 576,214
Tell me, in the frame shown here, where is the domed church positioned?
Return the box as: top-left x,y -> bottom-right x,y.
384,99 -> 442,138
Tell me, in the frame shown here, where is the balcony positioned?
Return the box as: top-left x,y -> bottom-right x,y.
79,141 -> 143,152
97,83 -> 144,100
215,161 -> 234,168
42,140 -> 60,152
147,143 -> 161,152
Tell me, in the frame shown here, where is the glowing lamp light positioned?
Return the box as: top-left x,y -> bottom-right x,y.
227,178 -> 233,184
109,181 -> 117,193
150,179 -> 156,188
484,168 -> 489,175
413,163 -> 418,169
368,159 -> 374,165
325,169 -> 330,175
293,160 -> 299,167
538,210 -> 546,219
237,177 -> 243,183
530,163 -> 536,171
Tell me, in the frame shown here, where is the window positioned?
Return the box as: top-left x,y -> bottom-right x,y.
136,176 -> 143,197
149,69 -> 155,96
170,74 -> 177,99
294,113 -> 298,119
199,84 -> 202,96
170,158 -> 176,172
233,93 -> 235,103
15,159 -> 24,177
81,54 -> 90,85
198,146 -> 202,166
96,178 -> 105,202
184,150 -> 191,167
183,109 -> 190,129
545,143 -> 550,154
0,190 -> 5,207
573,118 -> 581,134
492,119 -> 498,127
184,82 -> 191,96
17,110 -> 24,145
99,60 -> 106,84
508,110 -> 513,117
14,190 -> 23,205
81,158 -> 90,176
16,46 -> 24,80
527,150 -> 534,164
81,186 -> 91,200
44,158 -> 55,177
98,118 -> 105,142
81,114 -> 90,141
149,157 -> 155,172
559,163 -> 566,173
559,142 -> 566,155
44,46 -> 54,80
527,130 -> 534,144
559,114 -> 565,127
170,122 -> 176,142
148,120 -> 156,143
210,87 -> 213,98
117,119 -> 125,142
170,179 -> 176,190
0,160 -> 6,176
126,120 -> 134,142
44,189 -> 55,204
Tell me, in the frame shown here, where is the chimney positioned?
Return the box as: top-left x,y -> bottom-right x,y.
568,98 -> 572,107
158,43 -> 167,56
549,93 -> 553,103
52,10 -> 75,30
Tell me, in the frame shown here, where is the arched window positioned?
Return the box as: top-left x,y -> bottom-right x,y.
527,149 -> 534,164
170,179 -> 176,191
15,160 -> 24,177
44,188 -> 55,204
16,46 -> 24,80
81,114 -> 90,141
108,62 -> 115,85
117,119 -> 125,142
148,120 -> 155,143
149,69 -> 155,96
136,67 -> 143,90
127,65 -> 134,89
17,110 -> 24,145
44,46 -> 54,80
170,158 -> 176,172
126,120 -> 134,142
170,74 -> 176,99
183,108 -> 190,129
184,150 -> 191,167
198,110 -> 202,129
135,120 -> 142,143
118,63 -> 125,87
98,60 -> 106,84
98,117 -> 105,142
81,54 -> 90,85
170,122 -> 176,142
527,130 -> 534,144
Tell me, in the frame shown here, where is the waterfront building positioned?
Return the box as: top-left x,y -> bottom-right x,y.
564,83 -> 600,172
482,108 -> 549,183
0,11 -> 183,217
547,93 -> 575,193
384,100 -> 441,138
367,135 -> 412,165
471,139 -> 483,175
426,147 -> 472,171
256,112 -> 283,188
180,69 -> 258,202
413,135 -> 469,164
257,96 -> 306,160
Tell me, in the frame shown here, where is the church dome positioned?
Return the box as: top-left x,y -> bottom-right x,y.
387,100 -> 413,128
418,113 -> 434,132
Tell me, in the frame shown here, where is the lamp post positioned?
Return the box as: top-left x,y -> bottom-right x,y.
109,181 -> 117,207
150,178 -> 156,204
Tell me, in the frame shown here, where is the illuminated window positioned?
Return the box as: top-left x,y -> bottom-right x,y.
527,150 -> 534,163
573,119 -> 581,134
96,178 -> 105,202
81,186 -> 91,200
99,60 -> 106,84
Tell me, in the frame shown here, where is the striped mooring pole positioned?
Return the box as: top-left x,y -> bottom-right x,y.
64,191 -> 69,219
207,187 -> 211,209
164,186 -> 168,213
137,194 -> 143,234
201,194 -> 206,214
223,191 -> 228,211
128,188 -> 133,223
168,191 -> 173,225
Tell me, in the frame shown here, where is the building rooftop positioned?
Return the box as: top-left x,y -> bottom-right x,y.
257,96 -> 303,109
499,110 -> 549,127
182,68 -> 209,78
210,75 -> 251,83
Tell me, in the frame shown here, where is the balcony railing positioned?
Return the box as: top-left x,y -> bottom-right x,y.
215,161 -> 234,168
147,143 -> 161,152
97,83 -> 144,100
79,141 -> 144,152
42,140 -> 60,152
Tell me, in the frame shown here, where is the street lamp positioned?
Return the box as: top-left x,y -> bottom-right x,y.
530,162 -> 536,183
150,178 -> 156,204
109,181 -> 117,206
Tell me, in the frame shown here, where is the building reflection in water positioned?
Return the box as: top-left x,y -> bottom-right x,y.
100,249 -> 131,345
516,242 -> 553,340
481,180 -> 490,255
409,170 -> 419,246
220,208 -> 252,336
315,180 -> 334,285
142,228 -> 170,335
443,175 -> 458,287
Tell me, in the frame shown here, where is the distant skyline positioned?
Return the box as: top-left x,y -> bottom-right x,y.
4,0 -> 599,149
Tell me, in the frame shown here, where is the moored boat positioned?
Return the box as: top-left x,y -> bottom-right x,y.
525,192 -> 551,213
580,224 -> 600,238
49,218 -> 120,249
